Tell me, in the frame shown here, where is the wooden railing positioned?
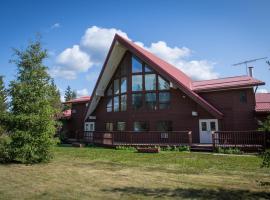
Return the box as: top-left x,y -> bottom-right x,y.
84,131 -> 192,146
212,130 -> 267,151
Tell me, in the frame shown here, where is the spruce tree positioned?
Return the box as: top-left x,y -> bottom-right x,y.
8,39 -> 57,163
64,86 -> 73,101
0,76 -> 7,113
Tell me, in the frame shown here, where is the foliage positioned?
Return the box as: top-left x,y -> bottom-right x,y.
0,76 -> 8,113
260,151 -> 270,168
115,145 -> 136,151
63,85 -> 77,110
258,115 -> 270,132
0,134 -> 13,163
160,145 -> 190,152
215,147 -> 243,154
2,38 -> 58,164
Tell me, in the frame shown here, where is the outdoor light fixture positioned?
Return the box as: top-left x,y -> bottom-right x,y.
192,111 -> 198,116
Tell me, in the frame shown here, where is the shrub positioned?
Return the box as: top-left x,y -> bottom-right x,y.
260,151 -> 270,168
115,146 -> 136,151
160,145 -> 190,152
216,147 -> 243,154
0,134 -> 13,163
178,145 -> 190,152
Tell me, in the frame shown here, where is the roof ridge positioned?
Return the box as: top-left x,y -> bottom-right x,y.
192,75 -> 250,83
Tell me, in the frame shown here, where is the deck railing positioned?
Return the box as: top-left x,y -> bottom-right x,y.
84,131 -> 192,146
212,130 -> 267,151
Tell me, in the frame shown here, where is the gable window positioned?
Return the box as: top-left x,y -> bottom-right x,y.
240,91 -> 247,103
114,79 -> 119,94
156,121 -> 172,131
145,74 -> 156,91
132,75 -> 143,91
132,93 -> 143,110
105,122 -> 113,131
145,65 -> 153,73
121,77 -> 127,93
134,121 -> 149,132
158,75 -> 170,90
106,98 -> 112,112
117,122 -> 126,131
114,96 -> 119,112
121,94 -> 127,111
145,93 -> 157,110
159,92 -> 170,109
132,56 -> 142,73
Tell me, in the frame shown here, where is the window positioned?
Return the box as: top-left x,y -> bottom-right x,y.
134,121 -> 149,132
240,91 -> 247,103
159,92 -> 170,109
156,121 -> 172,131
201,122 -> 207,131
132,93 -> 143,110
145,93 -> 157,110
132,75 -> 143,91
114,96 -> 119,112
158,76 -> 170,90
117,122 -> 126,131
72,109 -> 76,114
105,122 -> 113,131
121,77 -> 127,93
106,98 -> 112,112
132,56 -> 142,73
210,121 -> 216,131
145,74 -> 156,91
121,94 -> 127,111
107,84 -> 112,96
114,79 -> 119,94
145,65 -> 153,73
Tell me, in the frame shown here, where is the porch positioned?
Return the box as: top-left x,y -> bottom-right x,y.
84,130 -> 268,152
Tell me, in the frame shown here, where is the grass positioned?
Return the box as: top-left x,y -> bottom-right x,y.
0,146 -> 269,199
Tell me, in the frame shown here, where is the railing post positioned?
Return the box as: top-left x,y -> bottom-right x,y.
188,131 -> 192,146
212,131 -> 215,151
111,132 -> 114,145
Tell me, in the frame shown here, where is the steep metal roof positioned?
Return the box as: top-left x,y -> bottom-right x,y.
256,93 -> 270,113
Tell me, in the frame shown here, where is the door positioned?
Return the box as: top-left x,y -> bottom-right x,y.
199,119 -> 218,143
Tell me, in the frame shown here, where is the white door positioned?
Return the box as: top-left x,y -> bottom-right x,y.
84,122 -> 95,132
199,119 -> 218,143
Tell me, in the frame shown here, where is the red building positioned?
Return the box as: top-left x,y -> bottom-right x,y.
64,34 -> 270,148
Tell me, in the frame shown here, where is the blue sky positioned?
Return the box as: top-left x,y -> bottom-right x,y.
0,0 -> 270,99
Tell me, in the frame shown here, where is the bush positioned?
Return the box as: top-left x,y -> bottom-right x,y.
160,145 -> 190,152
216,147 -> 243,155
115,146 -> 136,151
260,151 -> 270,168
0,134 -> 13,163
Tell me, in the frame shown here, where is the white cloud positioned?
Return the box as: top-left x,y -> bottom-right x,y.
50,45 -> 93,79
51,23 -> 60,29
257,88 -> 269,93
137,41 -> 218,80
76,88 -> 89,97
52,25 -> 218,81
80,26 -> 129,64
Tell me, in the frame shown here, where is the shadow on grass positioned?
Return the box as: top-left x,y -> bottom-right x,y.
102,187 -> 270,200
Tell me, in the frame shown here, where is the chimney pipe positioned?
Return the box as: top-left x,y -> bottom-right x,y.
248,66 -> 254,77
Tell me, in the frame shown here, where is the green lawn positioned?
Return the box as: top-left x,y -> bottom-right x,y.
0,146 -> 269,200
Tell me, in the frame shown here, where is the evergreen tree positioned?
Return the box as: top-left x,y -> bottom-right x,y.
7,38 -> 57,163
0,76 -> 7,113
49,79 -> 62,115
64,86 -> 73,101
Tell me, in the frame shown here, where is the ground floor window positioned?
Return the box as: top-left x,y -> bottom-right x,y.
134,121 -> 149,132
156,121 -> 172,131
117,122 -> 126,131
159,92 -> 170,109
105,122 -> 113,131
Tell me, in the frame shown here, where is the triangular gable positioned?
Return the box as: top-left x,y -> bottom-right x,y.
85,34 -> 223,120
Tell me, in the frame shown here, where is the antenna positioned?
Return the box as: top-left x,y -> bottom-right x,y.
267,60 -> 270,70
232,57 -> 268,75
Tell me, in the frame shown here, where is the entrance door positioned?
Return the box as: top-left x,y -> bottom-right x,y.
199,119 -> 218,143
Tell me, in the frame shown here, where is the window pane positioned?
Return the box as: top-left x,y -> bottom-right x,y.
114,96 -> 119,112
114,79 -> 119,94
158,76 -> 170,90
240,91 -> 247,103
145,93 -> 156,110
121,77 -> 127,93
121,94 -> 127,111
157,121 -> 172,131
106,98 -> 112,112
210,121 -> 216,131
117,122 -> 126,131
145,74 -> 156,91
159,92 -> 170,109
107,84 -> 112,96
201,122 -> 207,131
145,65 -> 153,73
132,94 -> 143,110
106,122 -> 113,131
134,121 -> 148,132
132,56 -> 142,73
132,75 -> 143,91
